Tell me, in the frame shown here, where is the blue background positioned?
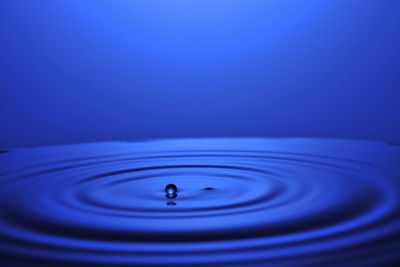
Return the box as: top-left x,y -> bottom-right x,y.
1,0 -> 399,148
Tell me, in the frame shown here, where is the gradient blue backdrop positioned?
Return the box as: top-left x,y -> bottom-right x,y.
1,0 -> 399,148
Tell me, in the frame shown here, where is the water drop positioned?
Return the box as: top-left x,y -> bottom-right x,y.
203,187 -> 214,191
166,184 -> 177,194
165,184 -> 177,199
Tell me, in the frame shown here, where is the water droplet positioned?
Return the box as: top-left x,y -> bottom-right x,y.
165,184 -> 177,199
166,184 -> 177,194
203,187 -> 214,191
167,201 -> 176,206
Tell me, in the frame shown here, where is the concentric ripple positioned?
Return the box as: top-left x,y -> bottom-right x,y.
0,138 -> 399,266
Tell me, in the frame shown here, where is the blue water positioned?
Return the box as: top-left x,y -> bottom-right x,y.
1,1 -> 399,265
0,138 -> 399,266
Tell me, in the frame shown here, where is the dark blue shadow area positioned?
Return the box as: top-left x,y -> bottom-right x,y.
0,0 -> 399,148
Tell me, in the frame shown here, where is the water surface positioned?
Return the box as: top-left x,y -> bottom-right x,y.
0,138 -> 399,266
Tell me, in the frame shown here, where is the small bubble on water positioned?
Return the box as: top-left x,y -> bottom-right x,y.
167,201 -> 176,206
165,184 -> 177,199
